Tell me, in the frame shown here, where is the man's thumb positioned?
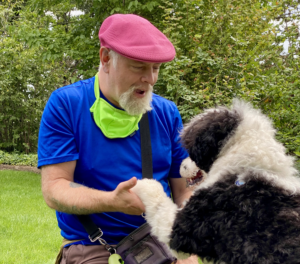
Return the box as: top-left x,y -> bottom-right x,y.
122,177 -> 137,190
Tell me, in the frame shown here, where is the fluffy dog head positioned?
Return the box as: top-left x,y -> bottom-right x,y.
180,99 -> 299,194
180,104 -> 241,173
181,104 -> 241,172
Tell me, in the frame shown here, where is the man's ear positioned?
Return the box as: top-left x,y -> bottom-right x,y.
100,47 -> 111,73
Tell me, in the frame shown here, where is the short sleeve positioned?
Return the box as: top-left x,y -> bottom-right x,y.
169,105 -> 189,178
37,91 -> 79,168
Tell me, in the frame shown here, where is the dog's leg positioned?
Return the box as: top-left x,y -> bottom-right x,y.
132,179 -> 193,260
132,179 -> 178,245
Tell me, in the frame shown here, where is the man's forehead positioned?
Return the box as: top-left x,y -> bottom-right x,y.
122,55 -> 162,66
131,60 -> 162,66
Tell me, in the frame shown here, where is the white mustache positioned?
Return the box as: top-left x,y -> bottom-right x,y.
131,85 -> 153,93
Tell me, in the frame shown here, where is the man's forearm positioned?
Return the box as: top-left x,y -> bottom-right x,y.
43,178 -> 113,214
172,183 -> 195,208
174,192 -> 193,208
41,162 -> 145,215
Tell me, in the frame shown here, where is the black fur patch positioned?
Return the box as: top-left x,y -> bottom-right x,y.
169,172 -> 300,264
181,108 -> 241,172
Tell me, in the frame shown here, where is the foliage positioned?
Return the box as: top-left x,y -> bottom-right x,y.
0,0 -> 166,153
262,3 -> 300,162
0,150 -> 37,166
0,170 -> 61,264
0,1 -> 74,153
156,0 -> 300,163
0,0 -> 299,166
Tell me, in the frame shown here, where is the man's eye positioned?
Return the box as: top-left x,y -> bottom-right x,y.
133,66 -> 143,69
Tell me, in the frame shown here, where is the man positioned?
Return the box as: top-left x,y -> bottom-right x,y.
38,14 -> 198,263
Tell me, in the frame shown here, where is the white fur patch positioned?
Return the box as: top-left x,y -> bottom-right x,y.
180,157 -> 199,178
131,179 -> 178,246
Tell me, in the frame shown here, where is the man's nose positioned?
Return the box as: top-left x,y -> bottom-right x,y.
141,69 -> 157,86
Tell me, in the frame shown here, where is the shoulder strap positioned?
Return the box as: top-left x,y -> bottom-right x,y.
140,112 -> 153,179
77,112 -> 152,243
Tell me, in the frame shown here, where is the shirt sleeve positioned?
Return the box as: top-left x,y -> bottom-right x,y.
169,105 -> 189,178
37,91 -> 79,168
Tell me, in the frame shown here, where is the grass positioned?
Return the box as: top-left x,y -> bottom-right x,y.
0,170 -> 61,264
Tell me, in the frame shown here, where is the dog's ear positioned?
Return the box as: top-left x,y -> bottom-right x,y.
181,108 -> 241,173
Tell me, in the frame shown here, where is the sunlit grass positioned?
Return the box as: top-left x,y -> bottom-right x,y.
0,170 -> 61,264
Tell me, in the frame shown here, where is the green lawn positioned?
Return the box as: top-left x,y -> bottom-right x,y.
0,170 -> 61,264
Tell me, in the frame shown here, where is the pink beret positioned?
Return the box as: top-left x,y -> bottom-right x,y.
99,14 -> 176,63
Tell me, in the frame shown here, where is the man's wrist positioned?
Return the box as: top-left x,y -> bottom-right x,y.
96,190 -> 118,213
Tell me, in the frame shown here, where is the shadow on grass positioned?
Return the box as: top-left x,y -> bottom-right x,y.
0,170 -> 61,264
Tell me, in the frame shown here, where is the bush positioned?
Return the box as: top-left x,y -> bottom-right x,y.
156,0 -> 300,164
0,150 -> 38,167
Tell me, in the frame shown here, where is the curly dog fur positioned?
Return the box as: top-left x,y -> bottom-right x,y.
132,99 -> 300,264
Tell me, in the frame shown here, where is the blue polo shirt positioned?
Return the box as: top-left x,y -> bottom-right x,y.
38,76 -> 188,245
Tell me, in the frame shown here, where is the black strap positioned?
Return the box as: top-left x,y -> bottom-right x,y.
140,113 -> 153,179
77,112 -> 153,242
77,215 -> 103,242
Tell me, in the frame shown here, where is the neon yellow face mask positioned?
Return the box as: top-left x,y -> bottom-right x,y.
90,74 -> 142,139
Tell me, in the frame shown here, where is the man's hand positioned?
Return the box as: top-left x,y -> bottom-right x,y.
110,177 -> 145,215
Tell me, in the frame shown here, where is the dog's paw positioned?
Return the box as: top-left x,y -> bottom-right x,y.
180,157 -> 199,178
131,179 -> 166,205
180,157 -> 206,187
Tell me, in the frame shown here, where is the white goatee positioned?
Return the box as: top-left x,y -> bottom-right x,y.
119,86 -> 153,116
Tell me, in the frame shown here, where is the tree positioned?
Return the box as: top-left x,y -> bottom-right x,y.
156,0 -> 300,166
0,1 -> 73,153
0,0 -> 299,169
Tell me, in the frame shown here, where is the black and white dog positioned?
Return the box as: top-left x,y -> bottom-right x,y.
132,100 -> 300,264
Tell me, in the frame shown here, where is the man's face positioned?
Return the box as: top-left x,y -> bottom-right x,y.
107,54 -> 161,115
